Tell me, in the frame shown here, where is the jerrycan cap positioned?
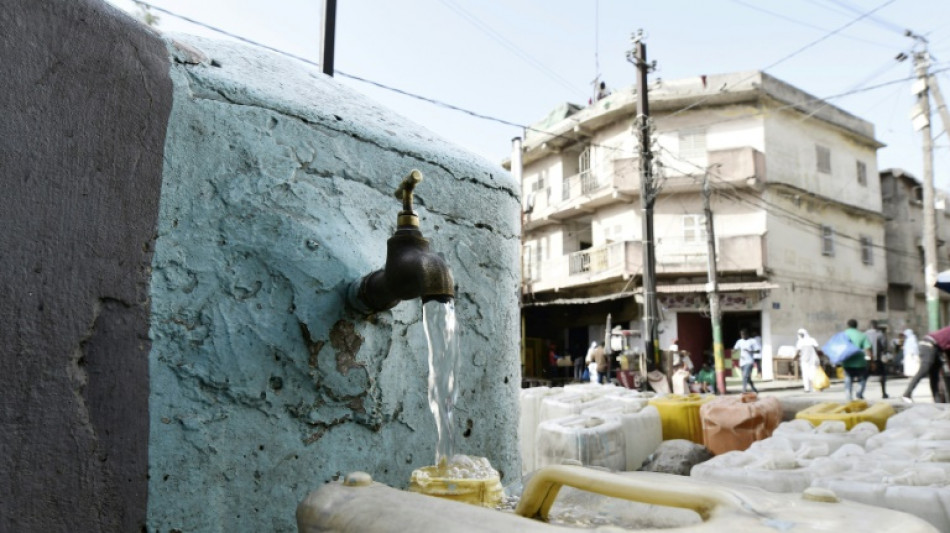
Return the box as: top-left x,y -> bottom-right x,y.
343,471 -> 373,487
802,487 -> 840,503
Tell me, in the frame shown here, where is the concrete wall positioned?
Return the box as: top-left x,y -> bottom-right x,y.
1,2 -> 521,532
148,35 -> 521,533
0,1 -> 172,530
765,190 -> 887,343
764,107 -> 881,212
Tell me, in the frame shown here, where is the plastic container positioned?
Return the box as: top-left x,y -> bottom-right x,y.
690,445 -> 850,493
519,387 -> 565,474
700,393 -> 782,455
885,403 -> 950,430
648,393 -> 713,444
298,466 -> 939,532
865,419 -> 950,459
408,456 -> 504,507
771,419 -> 879,454
535,415 -> 626,471
795,400 -> 895,430
538,391 -> 609,423
811,457 -> 950,532
582,402 -> 662,471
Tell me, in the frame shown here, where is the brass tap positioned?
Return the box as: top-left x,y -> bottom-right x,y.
347,170 -> 455,313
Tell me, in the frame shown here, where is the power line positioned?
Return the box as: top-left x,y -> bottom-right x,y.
655,145 -> 924,262
132,0 -> 950,161
729,0 -> 898,49
666,0 -> 899,120
437,0 -> 587,99
821,0 -> 910,36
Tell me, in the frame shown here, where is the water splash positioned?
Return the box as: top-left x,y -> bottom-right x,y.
423,299 -> 460,466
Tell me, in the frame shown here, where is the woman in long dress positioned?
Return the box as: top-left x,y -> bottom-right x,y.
903,329 -> 920,377
796,329 -> 820,392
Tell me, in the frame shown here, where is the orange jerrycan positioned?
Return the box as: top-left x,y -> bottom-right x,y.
700,392 -> 782,455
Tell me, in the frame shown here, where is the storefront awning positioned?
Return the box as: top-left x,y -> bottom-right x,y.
521,281 -> 779,307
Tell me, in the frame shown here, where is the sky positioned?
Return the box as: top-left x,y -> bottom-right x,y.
105,0 -> 950,189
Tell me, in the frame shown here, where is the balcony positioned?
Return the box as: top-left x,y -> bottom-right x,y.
522,147 -> 764,231
523,159 -> 639,231
656,234 -> 764,275
523,240 -> 643,293
522,234 -> 765,294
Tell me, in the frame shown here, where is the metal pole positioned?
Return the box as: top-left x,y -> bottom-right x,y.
512,137 -> 524,371
631,35 -> 659,372
914,51 -> 940,331
703,172 -> 726,394
319,0 -> 337,76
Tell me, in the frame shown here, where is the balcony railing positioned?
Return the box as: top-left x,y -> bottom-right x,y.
523,147 -> 763,230
562,169 -> 608,201
568,242 -> 626,275
522,234 -> 765,294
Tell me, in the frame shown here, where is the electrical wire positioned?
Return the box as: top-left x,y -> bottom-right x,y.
821,0 -> 911,36
654,145 -> 924,262
665,0 -> 899,120
729,0 -> 897,49
437,0 -> 587,99
130,0 -> 950,165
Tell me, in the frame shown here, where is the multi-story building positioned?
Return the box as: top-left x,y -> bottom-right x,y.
880,168 -> 950,335
509,71 -> 889,377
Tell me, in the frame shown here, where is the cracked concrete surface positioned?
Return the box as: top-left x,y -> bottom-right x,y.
146,35 -> 522,532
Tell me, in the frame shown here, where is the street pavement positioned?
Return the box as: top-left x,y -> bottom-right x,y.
726,373 -> 936,405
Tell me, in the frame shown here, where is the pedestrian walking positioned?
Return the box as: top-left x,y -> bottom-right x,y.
734,329 -> 761,393
841,319 -> 872,401
902,325 -> 950,403
902,329 -> 920,377
864,320 -> 889,399
752,332 -> 763,377
586,342 -> 608,384
796,328 -> 820,393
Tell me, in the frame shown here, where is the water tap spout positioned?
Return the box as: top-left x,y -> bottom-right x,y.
347,170 -> 455,313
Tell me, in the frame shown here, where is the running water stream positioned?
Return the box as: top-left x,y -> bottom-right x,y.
413,299 -> 502,506
423,299 -> 460,465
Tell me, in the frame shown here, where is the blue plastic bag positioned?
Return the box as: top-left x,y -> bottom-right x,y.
822,331 -> 862,365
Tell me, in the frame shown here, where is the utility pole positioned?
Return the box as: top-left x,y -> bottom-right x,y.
319,0 -> 337,76
702,171 -> 726,395
626,31 -> 659,375
929,75 -> 950,159
912,48 -> 940,331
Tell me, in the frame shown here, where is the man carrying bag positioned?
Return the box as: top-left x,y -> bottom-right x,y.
822,319 -> 871,401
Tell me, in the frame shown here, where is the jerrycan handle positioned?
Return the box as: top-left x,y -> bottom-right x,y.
515,465 -> 739,521
740,392 -> 758,403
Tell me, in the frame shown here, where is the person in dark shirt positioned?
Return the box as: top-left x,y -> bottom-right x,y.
902,325 -> 950,403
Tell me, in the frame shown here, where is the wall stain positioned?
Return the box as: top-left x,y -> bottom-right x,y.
298,321 -> 325,369
330,320 -> 363,376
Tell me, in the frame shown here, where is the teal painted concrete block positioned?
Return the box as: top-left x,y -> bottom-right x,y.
148,36 -> 521,532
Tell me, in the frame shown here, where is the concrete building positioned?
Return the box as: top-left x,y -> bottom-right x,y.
510,71 -> 888,378
880,168 -> 950,335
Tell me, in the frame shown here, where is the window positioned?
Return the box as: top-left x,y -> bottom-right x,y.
816,145 -> 831,174
888,285 -> 909,311
578,147 -> 591,176
861,236 -> 873,265
679,129 -> 707,160
876,294 -> 887,312
683,214 -> 707,243
856,161 -> 867,186
522,244 -> 537,281
821,225 -> 835,256
531,174 -> 545,192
